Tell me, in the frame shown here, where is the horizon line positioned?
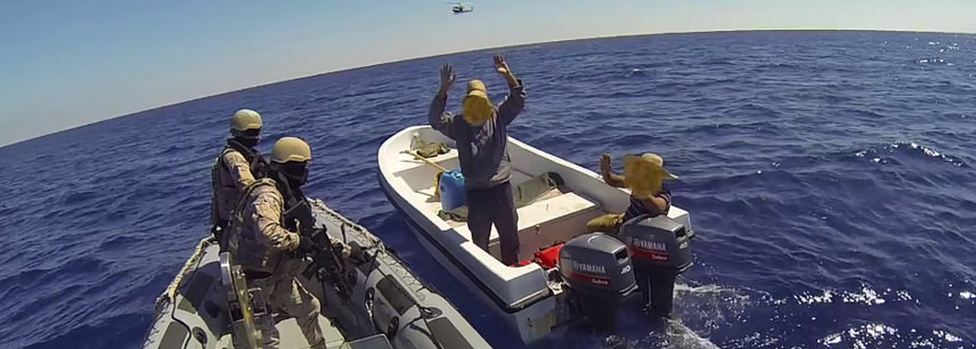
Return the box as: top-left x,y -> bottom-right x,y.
6,27 -> 974,148
137,27 -> 976,111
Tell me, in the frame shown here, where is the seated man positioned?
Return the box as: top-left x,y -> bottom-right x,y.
587,153 -> 678,234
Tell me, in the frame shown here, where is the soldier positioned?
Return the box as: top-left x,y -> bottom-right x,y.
211,109 -> 269,247
225,136 -> 327,349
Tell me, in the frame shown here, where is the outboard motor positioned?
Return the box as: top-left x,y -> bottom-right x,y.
558,233 -> 637,329
618,214 -> 695,318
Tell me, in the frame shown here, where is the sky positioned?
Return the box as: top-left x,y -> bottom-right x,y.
1,0 -> 974,146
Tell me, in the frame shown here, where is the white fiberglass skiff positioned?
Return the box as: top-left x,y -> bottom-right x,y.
377,125 -> 695,344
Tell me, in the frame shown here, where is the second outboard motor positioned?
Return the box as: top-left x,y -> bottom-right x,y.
558,233 -> 637,329
618,214 -> 695,319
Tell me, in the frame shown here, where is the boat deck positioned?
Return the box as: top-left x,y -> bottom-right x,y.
403,149 -> 608,260
212,313 -> 348,348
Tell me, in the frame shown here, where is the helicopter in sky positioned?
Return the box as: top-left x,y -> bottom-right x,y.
447,1 -> 473,14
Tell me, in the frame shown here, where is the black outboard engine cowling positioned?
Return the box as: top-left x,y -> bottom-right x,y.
558,233 -> 637,329
618,214 -> 695,319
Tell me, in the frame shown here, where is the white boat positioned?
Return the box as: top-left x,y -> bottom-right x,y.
141,197 -> 494,349
377,125 -> 696,344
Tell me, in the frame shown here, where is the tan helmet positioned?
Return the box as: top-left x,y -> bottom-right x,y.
230,109 -> 263,132
271,137 -> 312,163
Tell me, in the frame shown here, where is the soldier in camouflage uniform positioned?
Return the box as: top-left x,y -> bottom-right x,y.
211,109 -> 269,247
226,137 -> 327,349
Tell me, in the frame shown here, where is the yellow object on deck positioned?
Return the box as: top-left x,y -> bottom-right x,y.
402,149 -> 449,198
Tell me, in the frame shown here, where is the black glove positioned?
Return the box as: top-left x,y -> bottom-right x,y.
297,237 -> 318,254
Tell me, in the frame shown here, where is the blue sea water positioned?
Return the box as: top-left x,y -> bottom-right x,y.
1,30 -> 975,349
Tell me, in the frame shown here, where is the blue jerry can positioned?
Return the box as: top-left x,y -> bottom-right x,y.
438,169 -> 466,211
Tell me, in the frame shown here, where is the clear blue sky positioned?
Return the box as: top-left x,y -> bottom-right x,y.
1,0 -> 973,146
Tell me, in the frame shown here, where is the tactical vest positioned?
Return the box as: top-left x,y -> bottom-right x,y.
280,185 -> 310,234
226,178 -> 287,274
210,143 -> 269,224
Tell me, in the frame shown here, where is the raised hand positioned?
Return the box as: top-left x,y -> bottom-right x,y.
494,54 -> 519,86
440,63 -> 456,93
493,54 -> 510,75
600,154 -> 612,174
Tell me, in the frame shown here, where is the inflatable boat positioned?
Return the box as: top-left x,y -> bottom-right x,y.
377,125 -> 697,344
141,197 -> 494,349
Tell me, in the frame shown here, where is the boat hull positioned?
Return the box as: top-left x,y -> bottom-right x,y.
379,173 -> 559,344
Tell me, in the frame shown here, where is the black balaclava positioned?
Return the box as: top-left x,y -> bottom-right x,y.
273,161 -> 309,196
231,128 -> 261,149
274,161 -> 311,230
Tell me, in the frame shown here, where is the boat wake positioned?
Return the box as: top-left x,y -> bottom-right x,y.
673,282 -> 752,335
596,318 -> 722,349
664,281 -> 974,348
585,283 -> 738,349
662,320 -> 722,349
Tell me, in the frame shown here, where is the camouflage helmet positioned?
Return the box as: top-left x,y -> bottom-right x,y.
271,137 -> 312,164
230,109 -> 263,134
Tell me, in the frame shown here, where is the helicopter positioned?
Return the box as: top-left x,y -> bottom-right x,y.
447,1 -> 473,14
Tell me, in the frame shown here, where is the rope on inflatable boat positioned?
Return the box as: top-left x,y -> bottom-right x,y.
310,199 -> 383,247
155,235 -> 216,309
309,199 -> 435,295
152,201 -> 362,311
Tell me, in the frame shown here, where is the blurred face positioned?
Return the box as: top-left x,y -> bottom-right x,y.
623,154 -> 663,195
462,94 -> 494,125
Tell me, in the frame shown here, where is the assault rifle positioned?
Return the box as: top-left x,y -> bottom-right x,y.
285,197 -> 354,303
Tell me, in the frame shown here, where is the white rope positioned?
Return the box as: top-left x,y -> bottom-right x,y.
309,200 -> 428,293
310,199 -> 382,248
155,235 -> 216,308
153,201 -> 369,311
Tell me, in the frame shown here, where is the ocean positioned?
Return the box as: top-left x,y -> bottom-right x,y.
0,30 -> 974,349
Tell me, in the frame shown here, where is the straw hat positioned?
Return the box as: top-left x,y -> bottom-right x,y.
462,79 -> 494,125
623,153 -> 678,198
